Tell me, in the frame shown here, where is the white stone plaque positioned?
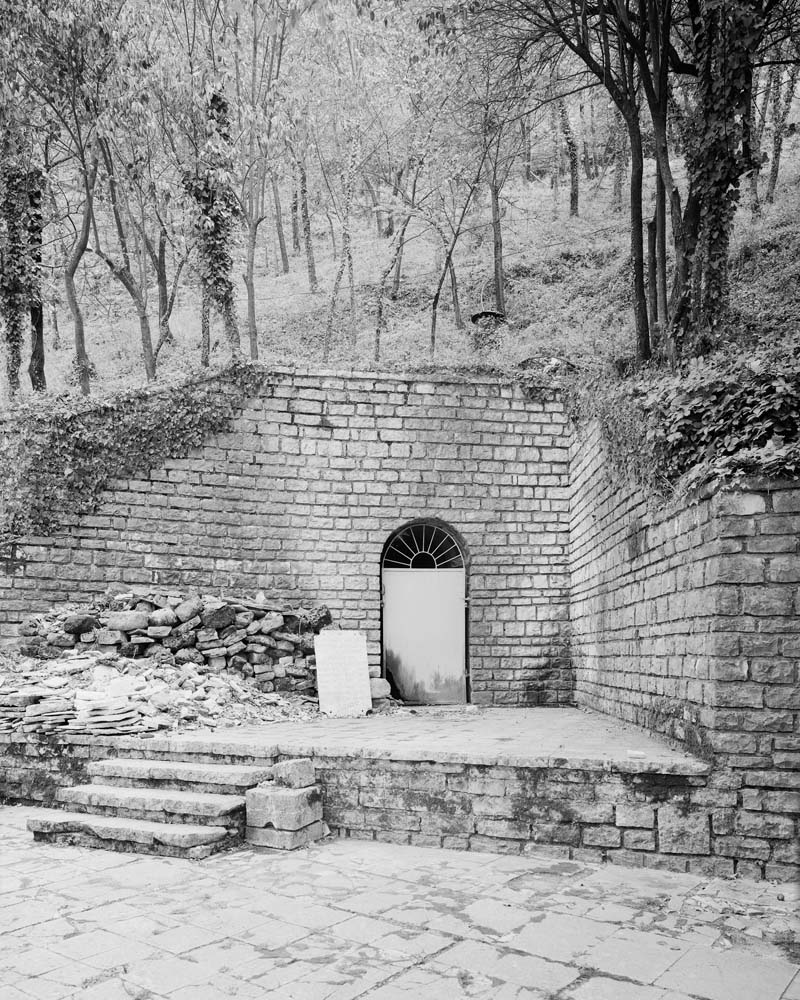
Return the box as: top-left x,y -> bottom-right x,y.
314,630 -> 372,717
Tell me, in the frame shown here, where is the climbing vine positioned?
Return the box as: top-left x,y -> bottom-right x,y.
183,91 -> 241,352
566,340 -> 800,501
684,0 -> 766,340
0,162 -> 30,395
0,360 -> 269,544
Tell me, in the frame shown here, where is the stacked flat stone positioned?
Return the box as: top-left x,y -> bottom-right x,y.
245,758 -> 326,850
18,591 -> 330,698
0,690 -> 45,733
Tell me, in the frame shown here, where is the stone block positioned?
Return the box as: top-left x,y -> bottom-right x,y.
96,629 -> 124,646
246,785 -> 323,831
734,811 -> 795,839
174,616 -> 202,635
62,614 -> 100,635
201,605 -> 236,630
615,804 -> 655,828
270,759 -> 316,789
623,829 -> 656,850
246,820 -> 326,850
149,607 -> 177,628
370,678 -> 391,700
714,835 -> 770,860
147,626 -> 173,639
259,613 -> 285,634
175,596 -> 203,622
582,825 -> 621,848
106,611 -> 149,632
657,805 -> 710,855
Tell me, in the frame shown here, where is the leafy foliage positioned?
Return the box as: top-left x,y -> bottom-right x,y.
0,360 -> 268,544
568,339 -> 800,500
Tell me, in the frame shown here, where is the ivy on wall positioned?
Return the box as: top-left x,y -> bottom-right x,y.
567,341 -> 800,500
0,360 -> 270,545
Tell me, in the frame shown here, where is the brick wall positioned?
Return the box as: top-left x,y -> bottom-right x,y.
0,368 -> 572,706
570,423 -> 800,880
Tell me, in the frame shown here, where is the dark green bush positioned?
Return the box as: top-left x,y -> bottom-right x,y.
0,360 -> 269,544
568,339 -> 800,498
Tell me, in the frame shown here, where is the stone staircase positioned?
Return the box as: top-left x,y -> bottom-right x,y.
27,758 -> 274,859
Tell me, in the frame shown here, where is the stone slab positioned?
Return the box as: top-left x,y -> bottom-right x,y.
89,758 -> 274,789
57,784 -> 245,819
245,820 -> 326,850
314,630 -> 372,718
27,809 -> 228,848
245,785 -> 323,831
270,759 -> 316,789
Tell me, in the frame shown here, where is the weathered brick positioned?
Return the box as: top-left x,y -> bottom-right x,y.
615,805 -> 655,828
741,587 -> 794,616
734,811 -> 796,839
623,829 -> 656,850
657,806 -> 710,855
715,835 -> 771,860
582,825 -> 621,848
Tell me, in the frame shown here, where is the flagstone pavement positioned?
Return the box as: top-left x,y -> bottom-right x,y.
1,805 -> 798,1000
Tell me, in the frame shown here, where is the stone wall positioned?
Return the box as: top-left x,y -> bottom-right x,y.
570,424 -> 800,881
0,368 -> 572,706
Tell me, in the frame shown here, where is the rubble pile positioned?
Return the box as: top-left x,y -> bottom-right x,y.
0,589 -> 337,736
18,589 -> 330,694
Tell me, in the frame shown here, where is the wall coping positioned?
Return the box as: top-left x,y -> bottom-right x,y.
0,733 -> 710,775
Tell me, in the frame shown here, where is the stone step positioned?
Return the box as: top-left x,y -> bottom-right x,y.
27,809 -> 232,859
88,758 -> 274,794
56,784 -> 245,827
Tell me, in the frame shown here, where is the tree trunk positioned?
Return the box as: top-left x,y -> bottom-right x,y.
222,300 -> 241,354
375,219 -> 411,362
363,177 -> 385,238
550,103 -> 560,212
579,101 -> 593,180
448,258 -> 464,330
391,235 -> 404,299
26,170 -> 46,391
521,116 -> 533,182
766,65 -> 798,204
200,288 -> 211,367
626,116 -> 650,363
153,250 -> 185,363
655,171 -> 668,331
297,157 -> 317,292
748,66 -> 774,214
138,309 -> 156,382
489,180 -> 506,315
244,221 -> 258,360
65,159 -> 98,396
49,301 -> 60,349
0,165 -> 25,394
290,171 -> 301,251
324,211 -> 337,257
558,100 -> 579,217
153,230 -> 173,352
272,177 -> 290,274
612,115 -> 626,213
647,216 -> 658,336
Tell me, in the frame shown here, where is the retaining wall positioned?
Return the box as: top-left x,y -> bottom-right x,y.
570,424 -> 800,881
0,368 -> 572,706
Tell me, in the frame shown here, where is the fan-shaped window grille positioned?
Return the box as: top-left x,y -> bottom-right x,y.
382,523 -> 464,569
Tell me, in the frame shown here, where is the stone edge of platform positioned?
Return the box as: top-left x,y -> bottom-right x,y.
0,733 -> 711,775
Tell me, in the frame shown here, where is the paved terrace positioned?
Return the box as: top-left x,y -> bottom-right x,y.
2,805 -> 798,1000
143,707 -> 709,773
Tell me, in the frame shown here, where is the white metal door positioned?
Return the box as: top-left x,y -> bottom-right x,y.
382,568 -> 466,704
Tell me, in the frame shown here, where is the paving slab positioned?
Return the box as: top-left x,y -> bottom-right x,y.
151,706 -> 708,771
1,804 -> 797,1000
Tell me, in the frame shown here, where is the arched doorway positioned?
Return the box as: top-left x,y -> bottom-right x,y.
381,520 -> 468,704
